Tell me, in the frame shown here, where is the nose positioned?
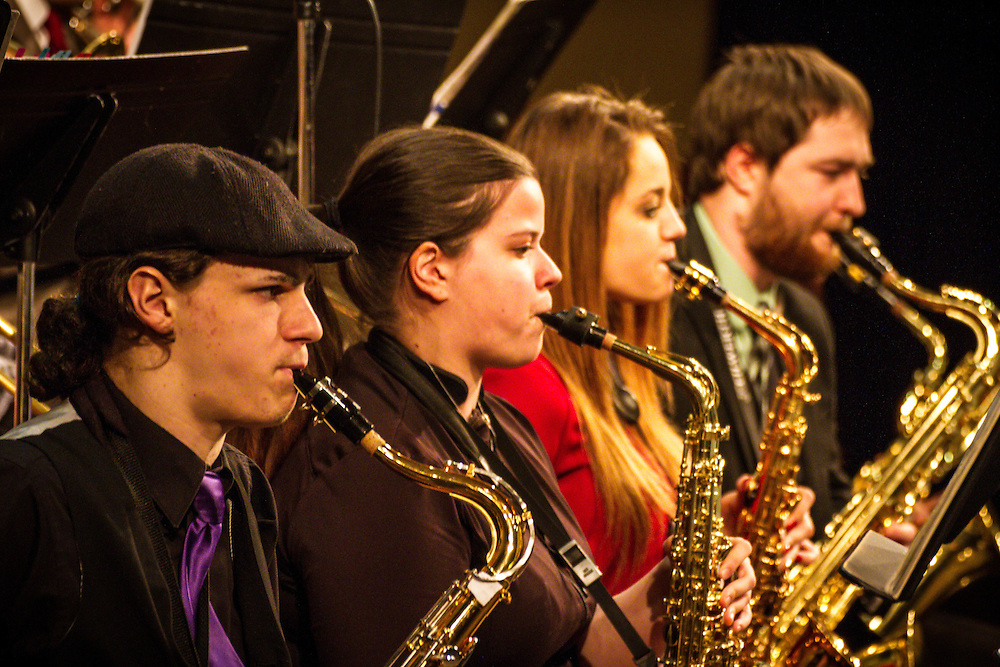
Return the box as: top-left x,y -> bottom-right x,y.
840,171 -> 867,219
283,286 -> 324,344
660,202 -> 686,242
537,247 -> 562,290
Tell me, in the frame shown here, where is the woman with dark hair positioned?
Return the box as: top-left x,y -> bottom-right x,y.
268,126 -> 755,666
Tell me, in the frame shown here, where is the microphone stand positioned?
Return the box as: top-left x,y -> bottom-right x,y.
14,231 -> 38,425
295,0 -> 320,205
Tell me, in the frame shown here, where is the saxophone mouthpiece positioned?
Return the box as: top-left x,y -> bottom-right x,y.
541,308 -> 609,349
669,259 -> 727,305
831,227 -> 895,278
293,369 -> 375,444
667,259 -> 688,275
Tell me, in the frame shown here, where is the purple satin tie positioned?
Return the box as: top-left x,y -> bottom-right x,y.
180,470 -> 244,666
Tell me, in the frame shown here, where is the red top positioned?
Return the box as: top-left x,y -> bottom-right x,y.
484,355 -> 670,593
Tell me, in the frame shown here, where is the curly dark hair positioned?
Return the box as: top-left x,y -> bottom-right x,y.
29,249 -> 212,400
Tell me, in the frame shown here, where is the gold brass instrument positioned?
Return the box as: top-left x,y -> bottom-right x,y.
835,229 -> 1000,666
540,307 -> 739,667
1,315 -> 49,417
769,227 -> 1000,666
862,504 -> 1000,651
292,370 -> 535,667
670,260 -> 822,667
61,0 -> 142,56
836,249 -> 948,441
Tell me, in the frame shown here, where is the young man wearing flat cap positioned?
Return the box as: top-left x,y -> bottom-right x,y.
0,143 -> 355,665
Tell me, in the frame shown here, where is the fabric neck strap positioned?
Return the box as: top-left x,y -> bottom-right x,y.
365,330 -> 658,666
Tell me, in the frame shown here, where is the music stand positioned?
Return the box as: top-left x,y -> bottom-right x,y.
424,0 -> 597,138
2,0 -> 16,68
0,47 -> 248,423
840,388 -> 1000,602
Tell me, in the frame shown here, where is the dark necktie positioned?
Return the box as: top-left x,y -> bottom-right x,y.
747,304 -> 779,423
180,471 -> 244,666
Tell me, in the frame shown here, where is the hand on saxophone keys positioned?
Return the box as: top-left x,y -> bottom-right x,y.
715,536 -> 755,633
721,475 -> 820,570
781,484 -> 819,569
877,492 -> 939,546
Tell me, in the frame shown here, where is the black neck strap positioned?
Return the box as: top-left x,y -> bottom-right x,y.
365,331 -> 658,666
712,307 -> 763,455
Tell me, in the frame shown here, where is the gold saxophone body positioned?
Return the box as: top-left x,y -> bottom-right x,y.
670,260 -> 822,667
1,316 -> 50,417
292,370 -> 535,667
834,229 -> 1000,667
540,307 -> 739,667
769,227 -> 1000,666
836,254 -> 948,443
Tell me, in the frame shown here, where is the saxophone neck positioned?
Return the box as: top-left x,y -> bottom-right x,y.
292,369 -> 535,604
836,225 -> 1000,368
671,259 -> 819,392
540,307 -> 726,426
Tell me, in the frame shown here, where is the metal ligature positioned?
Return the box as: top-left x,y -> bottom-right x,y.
292,370 -> 535,667
669,259 -> 823,667
540,307 -> 739,667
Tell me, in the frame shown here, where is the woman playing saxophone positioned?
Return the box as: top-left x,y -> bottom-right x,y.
254,126 -> 755,665
483,88 -> 817,595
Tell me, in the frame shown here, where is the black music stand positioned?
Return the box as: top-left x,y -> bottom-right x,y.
840,388 -> 1000,602
2,0 -> 16,67
0,47 -> 248,423
425,0 -> 597,138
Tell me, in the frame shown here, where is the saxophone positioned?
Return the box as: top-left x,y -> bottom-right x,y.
292,370 -> 536,667
833,229 -> 1000,666
540,307 -> 739,667
669,260 -> 822,667
768,227 -> 1000,666
835,250 -> 948,441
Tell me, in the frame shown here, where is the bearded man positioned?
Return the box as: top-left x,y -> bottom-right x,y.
669,44 -> 870,529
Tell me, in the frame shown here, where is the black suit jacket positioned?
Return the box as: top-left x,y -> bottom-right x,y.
669,208 -> 851,529
0,375 -> 290,666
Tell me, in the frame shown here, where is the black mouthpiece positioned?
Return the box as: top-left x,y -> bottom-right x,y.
669,259 -> 727,305
831,227 -> 894,277
667,259 -> 687,275
293,369 -> 373,444
541,308 -> 609,348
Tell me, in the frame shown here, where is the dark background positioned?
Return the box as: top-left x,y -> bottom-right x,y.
454,0 -> 1000,475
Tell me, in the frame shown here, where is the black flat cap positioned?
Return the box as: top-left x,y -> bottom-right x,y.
74,143 -> 356,262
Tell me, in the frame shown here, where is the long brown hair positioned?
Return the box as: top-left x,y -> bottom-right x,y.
506,87 -> 683,582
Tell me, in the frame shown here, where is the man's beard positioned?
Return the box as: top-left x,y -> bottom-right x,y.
743,190 -> 842,290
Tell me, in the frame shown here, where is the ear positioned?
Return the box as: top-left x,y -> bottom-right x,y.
126,266 -> 177,335
721,142 -> 767,196
406,241 -> 452,303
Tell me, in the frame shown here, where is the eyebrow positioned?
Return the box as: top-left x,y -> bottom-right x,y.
257,259 -> 312,285
506,229 -> 541,242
